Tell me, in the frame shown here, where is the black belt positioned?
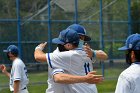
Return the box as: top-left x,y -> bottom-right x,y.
11,87 -> 27,92
21,87 -> 27,90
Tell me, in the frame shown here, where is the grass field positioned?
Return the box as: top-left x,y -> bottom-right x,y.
0,68 -> 124,93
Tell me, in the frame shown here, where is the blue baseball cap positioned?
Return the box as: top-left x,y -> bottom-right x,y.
118,33 -> 140,50
52,29 -> 79,45
67,24 -> 91,41
3,45 -> 19,54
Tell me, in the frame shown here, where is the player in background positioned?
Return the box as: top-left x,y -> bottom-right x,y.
0,45 -> 29,93
115,33 -> 140,93
34,29 -> 103,93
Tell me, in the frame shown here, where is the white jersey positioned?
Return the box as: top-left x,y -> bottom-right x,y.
46,48 -> 72,93
115,62 -> 140,93
10,58 -> 29,92
46,48 -> 97,93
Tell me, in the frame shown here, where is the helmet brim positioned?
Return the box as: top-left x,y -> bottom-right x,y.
118,46 -> 129,50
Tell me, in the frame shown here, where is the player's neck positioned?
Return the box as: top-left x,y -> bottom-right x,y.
73,46 -> 78,50
11,57 -> 18,61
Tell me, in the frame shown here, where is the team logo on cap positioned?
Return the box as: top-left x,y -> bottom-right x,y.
8,49 -> 11,52
129,44 -> 132,48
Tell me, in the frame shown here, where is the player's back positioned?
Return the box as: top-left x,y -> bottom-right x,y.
46,48 -> 72,93
67,49 -> 97,93
120,63 -> 140,93
68,49 -> 93,75
48,49 -> 93,75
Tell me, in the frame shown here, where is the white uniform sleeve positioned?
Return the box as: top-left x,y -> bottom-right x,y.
13,63 -> 22,81
52,69 -> 65,76
51,68 -> 65,82
46,52 -> 71,70
115,75 -> 134,93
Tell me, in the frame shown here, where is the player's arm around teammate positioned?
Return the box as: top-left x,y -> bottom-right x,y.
67,24 -> 108,60
83,43 -> 108,60
34,42 -> 103,84
53,71 -> 103,84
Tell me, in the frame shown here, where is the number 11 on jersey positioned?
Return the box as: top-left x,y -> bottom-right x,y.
84,63 -> 90,75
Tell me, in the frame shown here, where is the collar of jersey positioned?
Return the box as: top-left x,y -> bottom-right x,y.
74,48 -> 83,50
134,62 -> 140,64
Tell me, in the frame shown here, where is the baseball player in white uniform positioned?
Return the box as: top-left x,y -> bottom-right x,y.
67,24 -> 108,60
54,24 -> 108,60
34,29 -> 103,93
0,45 -> 29,93
115,33 -> 140,93
46,24 -> 107,93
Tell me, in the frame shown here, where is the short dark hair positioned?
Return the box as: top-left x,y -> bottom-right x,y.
9,52 -> 18,57
134,50 -> 140,61
71,43 -> 79,47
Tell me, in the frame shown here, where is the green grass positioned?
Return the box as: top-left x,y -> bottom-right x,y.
0,68 -> 125,93
0,85 -> 47,93
0,80 -> 117,93
97,80 -> 117,92
97,67 -> 124,78
0,71 -> 48,85
28,72 -> 48,83
0,74 -> 9,85
0,71 -> 48,93
95,67 -> 123,92
28,85 -> 47,93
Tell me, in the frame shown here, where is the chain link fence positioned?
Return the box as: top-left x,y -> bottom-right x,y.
0,0 -> 140,92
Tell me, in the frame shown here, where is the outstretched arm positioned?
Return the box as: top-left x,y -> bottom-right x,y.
53,71 -> 103,84
34,42 -> 47,62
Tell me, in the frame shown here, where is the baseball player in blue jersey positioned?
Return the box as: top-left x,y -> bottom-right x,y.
34,29 -> 103,93
115,33 -> 140,93
0,45 -> 29,93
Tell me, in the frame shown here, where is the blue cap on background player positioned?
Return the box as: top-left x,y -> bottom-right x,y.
52,29 -> 79,45
118,33 -> 140,50
3,45 -> 19,55
67,24 -> 91,41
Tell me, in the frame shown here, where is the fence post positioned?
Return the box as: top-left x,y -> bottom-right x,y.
99,0 -> 105,77
48,0 -> 52,52
75,0 -> 78,24
128,0 -> 132,35
16,0 -> 21,58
